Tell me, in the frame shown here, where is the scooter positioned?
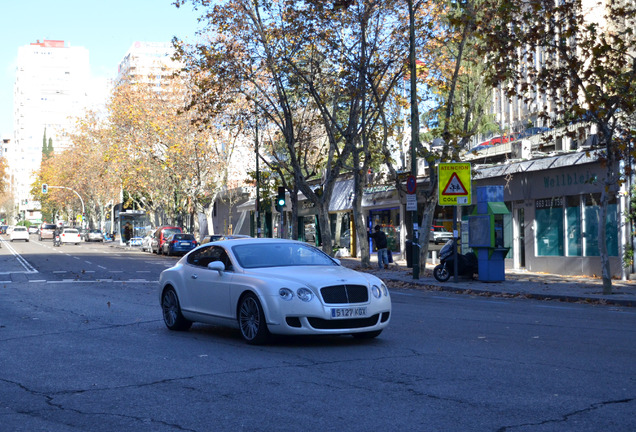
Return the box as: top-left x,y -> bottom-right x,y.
53,233 -> 62,247
433,239 -> 478,282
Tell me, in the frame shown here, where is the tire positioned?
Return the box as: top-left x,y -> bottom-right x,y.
352,330 -> 382,339
238,293 -> 270,344
161,288 -> 192,331
433,264 -> 451,282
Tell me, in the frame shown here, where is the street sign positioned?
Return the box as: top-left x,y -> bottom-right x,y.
406,175 -> 416,194
438,162 -> 471,205
406,194 -> 417,211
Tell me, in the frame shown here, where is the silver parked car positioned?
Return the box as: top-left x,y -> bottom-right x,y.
159,238 -> 391,344
85,229 -> 104,242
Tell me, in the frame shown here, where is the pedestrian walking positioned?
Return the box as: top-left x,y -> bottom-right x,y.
369,225 -> 389,269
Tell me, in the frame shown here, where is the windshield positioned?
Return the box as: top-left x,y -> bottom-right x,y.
163,228 -> 181,237
232,243 -> 337,269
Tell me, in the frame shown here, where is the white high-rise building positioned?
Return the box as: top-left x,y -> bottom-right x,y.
10,39 -> 90,221
116,41 -> 180,85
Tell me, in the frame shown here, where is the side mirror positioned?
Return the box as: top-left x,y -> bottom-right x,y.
207,261 -> 225,274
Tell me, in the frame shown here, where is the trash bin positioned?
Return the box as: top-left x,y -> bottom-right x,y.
405,240 -> 413,268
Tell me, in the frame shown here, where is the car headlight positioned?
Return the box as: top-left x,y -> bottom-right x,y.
279,288 -> 294,301
296,287 -> 313,302
372,283 -> 389,298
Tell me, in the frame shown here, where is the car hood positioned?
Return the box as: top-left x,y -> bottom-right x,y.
243,265 -> 382,289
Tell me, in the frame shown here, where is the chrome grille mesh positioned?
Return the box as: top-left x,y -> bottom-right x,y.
320,285 -> 368,304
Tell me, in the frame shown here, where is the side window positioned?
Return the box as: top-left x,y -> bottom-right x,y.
187,246 -> 233,271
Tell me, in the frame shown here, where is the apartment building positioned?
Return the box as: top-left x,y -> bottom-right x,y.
10,39 -> 90,223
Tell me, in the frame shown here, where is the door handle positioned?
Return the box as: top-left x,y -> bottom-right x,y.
191,274 -> 198,279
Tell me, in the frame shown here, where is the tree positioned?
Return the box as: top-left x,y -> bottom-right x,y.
478,0 -> 636,293
42,129 -> 54,161
396,0 -> 487,277
106,78 -> 224,231
175,0 -> 412,258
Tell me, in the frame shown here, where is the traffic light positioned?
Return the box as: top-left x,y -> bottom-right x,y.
42,184 -> 48,194
276,186 -> 285,212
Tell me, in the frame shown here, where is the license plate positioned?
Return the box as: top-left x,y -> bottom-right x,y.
180,242 -> 190,246
331,307 -> 367,319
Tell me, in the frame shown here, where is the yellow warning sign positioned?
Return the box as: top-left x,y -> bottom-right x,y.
438,162 -> 471,206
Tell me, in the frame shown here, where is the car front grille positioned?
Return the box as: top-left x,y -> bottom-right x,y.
307,314 -> 380,329
320,284 -> 368,304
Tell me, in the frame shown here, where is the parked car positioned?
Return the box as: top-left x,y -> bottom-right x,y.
430,225 -> 453,245
60,228 -> 81,244
39,223 -> 57,241
28,225 -> 39,235
84,229 -> 104,242
129,237 -> 143,247
10,226 -> 29,242
151,226 -> 183,254
200,234 -> 250,245
141,230 -> 156,252
159,238 -> 391,344
516,126 -> 551,140
160,233 -> 198,256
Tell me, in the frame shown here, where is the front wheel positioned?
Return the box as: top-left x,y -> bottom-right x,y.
161,288 -> 192,331
433,264 -> 451,282
238,293 -> 270,344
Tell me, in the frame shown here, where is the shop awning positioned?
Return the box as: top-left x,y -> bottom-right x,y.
237,199 -> 255,212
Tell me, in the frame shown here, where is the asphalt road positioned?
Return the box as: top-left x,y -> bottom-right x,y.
1,236 -> 635,431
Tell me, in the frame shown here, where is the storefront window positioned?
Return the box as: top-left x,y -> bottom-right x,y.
584,194 -> 618,256
535,197 -> 564,256
369,208 -> 400,252
565,196 -> 582,256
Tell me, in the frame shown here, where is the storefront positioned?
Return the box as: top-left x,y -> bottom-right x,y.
363,185 -> 402,256
470,152 -> 626,277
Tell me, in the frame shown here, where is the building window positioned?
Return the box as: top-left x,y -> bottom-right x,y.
535,197 -> 564,256
583,194 -> 618,256
565,195 -> 582,256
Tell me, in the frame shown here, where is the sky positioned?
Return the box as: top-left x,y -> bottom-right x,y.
0,0 -> 204,137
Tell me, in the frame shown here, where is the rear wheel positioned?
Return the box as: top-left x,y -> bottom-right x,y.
161,288 -> 192,331
238,293 -> 270,344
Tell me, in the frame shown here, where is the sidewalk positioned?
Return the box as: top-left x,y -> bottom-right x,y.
338,255 -> 636,307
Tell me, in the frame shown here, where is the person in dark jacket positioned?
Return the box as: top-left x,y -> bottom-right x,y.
368,225 -> 389,269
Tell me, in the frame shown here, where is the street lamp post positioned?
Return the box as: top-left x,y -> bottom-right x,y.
409,1 -> 420,279
255,96 -> 261,238
46,186 -> 86,227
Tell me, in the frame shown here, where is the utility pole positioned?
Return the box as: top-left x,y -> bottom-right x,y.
255,96 -> 261,238
409,0 -> 420,279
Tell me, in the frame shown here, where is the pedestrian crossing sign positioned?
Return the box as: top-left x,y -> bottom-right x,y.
438,162 -> 471,205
